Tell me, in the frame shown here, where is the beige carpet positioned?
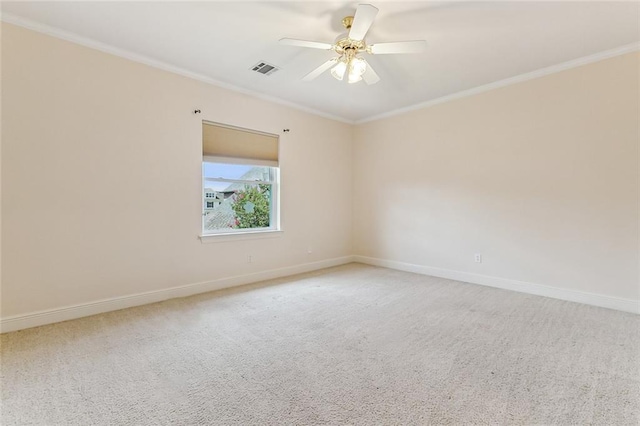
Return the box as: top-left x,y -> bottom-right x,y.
1,264 -> 639,425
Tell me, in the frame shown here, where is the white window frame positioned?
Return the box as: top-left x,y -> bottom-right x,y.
201,155 -> 280,237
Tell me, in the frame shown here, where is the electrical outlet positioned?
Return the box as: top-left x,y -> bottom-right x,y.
474,254 -> 482,263
307,246 -> 313,254
247,255 -> 253,263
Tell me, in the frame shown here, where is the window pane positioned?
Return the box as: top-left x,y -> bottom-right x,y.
203,163 -> 272,182
203,182 -> 272,232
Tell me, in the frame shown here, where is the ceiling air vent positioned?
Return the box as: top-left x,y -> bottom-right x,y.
251,61 -> 279,76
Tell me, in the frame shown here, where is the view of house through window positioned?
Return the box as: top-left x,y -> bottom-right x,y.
202,161 -> 278,234
201,121 -> 279,235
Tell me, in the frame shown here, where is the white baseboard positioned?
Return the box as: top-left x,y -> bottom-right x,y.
3,254 -> 636,333
0,256 -> 355,333
354,255 -> 639,314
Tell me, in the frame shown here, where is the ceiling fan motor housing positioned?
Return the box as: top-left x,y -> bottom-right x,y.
279,4 -> 424,85
334,33 -> 368,55
334,14 -> 372,55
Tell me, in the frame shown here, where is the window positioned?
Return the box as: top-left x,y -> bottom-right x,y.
202,162 -> 278,233
202,121 -> 279,236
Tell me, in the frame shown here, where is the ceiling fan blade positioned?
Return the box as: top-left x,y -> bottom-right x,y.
279,38 -> 333,50
302,58 -> 338,81
348,4 -> 379,41
369,40 -> 427,54
362,60 -> 380,85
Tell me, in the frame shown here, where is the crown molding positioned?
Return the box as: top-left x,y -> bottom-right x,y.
0,12 -> 355,125
2,12 -> 637,126
356,41 -> 640,124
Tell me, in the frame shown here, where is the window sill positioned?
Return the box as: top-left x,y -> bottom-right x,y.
199,230 -> 283,243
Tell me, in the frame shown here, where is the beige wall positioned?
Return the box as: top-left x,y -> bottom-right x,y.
354,52 -> 639,301
1,24 -> 353,317
2,23 -> 638,321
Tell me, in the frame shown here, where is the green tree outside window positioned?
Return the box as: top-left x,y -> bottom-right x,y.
231,184 -> 271,228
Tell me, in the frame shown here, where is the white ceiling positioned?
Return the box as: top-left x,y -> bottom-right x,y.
2,1 -> 639,122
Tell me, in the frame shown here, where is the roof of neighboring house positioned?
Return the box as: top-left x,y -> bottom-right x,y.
225,167 -> 269,192
203,167 -> 271,231
204,198 -> 236,231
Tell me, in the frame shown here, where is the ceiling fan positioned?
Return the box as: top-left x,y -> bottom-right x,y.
279,4 -> 427,85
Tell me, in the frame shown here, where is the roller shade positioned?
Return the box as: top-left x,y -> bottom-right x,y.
202,121 -> 279,166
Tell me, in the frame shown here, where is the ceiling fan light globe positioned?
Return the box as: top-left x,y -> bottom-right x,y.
352,57 -> 367,76
331,61 -> 347,81
347,73 -> 363,84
